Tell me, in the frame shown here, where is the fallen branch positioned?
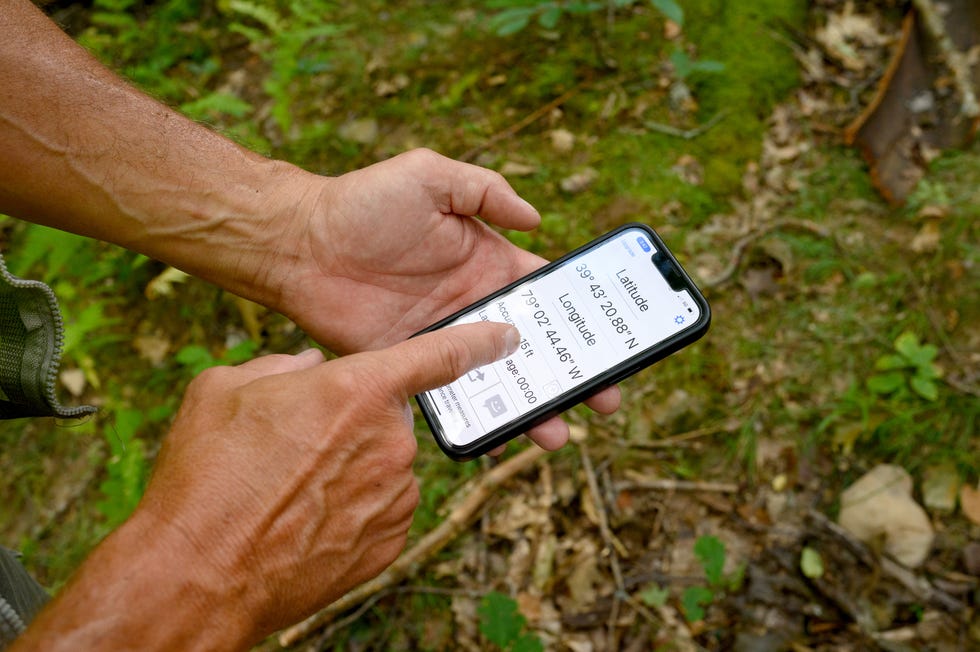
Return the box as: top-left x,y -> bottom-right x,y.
277,445 -> 548,647
702,218 -> 835,288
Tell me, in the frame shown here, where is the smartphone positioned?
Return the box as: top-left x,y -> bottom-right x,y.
414,223 -> 710,461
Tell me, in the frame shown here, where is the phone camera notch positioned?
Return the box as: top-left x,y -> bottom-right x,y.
652,252 -> 686,291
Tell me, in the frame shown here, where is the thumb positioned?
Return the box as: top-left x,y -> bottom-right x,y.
375,322 -> 520,397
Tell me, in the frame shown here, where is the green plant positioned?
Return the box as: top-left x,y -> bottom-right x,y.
80,0 -> 217,103
867,331 -> 943,402
668,49 -> 725,80
96,408 -> 148,528
478,591 -> 544,652
175,340 -> 260,376
485,0 -> 682,37
220,0 -> 348,137
680,534 -> 744,622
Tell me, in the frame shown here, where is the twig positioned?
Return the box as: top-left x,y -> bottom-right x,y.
911,0 -> 979,119
615,476 -> 739,494
459,85 -> 584,162
278,445 -> 548,647
806,510 -> 966,614
643,111 -> 727,140
620,419 -> 741,449
312,585 -> 487,649
702,218 -> 836,288
579,443 -> 627,650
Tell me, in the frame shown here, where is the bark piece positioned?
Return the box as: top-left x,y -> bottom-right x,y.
845,1 -> 980,204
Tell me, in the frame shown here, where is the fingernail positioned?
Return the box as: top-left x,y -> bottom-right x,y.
503,326 -> 521,355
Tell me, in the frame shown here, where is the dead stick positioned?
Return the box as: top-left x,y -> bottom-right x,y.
703,218 -> 835,288
622,419 -> 740,449
277,445 -> 548,647
911,0 -> 979,118
616,478 -> 739,493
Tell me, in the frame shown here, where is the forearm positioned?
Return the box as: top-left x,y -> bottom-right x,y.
9,511 -> 256,652
0,1 -> 316,305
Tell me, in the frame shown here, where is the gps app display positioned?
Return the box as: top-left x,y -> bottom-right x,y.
420,227 -> 701,447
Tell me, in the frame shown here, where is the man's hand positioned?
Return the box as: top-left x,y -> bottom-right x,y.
13,322 -> 520,651
270,149 -> 541,353
266,149 -> 620,450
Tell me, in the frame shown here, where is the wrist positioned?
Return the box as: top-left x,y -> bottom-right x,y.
125,153 -> 323,311
13,508 -> 258,652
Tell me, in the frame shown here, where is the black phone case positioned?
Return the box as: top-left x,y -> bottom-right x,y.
414,222 -> 711,461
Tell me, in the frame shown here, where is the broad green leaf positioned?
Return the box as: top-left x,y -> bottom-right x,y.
866,372 -> 905,395
224,340 -> 260,365
689,59 -> 726,74
478,591 -> 525,648
513,632 -> 545,652
488,7 -> 535,36
875,353 -> 909,371
651,0 -> 684,26
639,583 -> 670,607
538,5 -> 563,29
893,331 -> 939,369
907,343 -> 938,369
670,49 -> 693,79
694,535 -> 726,586
910,375 -> 939,401
175,345 -> 217,376
680,585 -> 713,622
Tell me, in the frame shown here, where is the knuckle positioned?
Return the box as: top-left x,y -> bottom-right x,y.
186,365 -> 234,394
388,434 -> 418,469
406,146 -> 438,163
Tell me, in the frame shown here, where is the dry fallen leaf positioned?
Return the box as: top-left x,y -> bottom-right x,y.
145,266 -> 189,300
814,1 -> 890,71
549,128 -> 575,153
838,464 -> 935,567
133,334 -> 171,365
559,167 -> 598,194
564,539 -> 602,611
961,483 -> 980,526
910,220 -> 942,253
59,368 -> 86,398
921,463 -> 960,512
499,160 -> 538,177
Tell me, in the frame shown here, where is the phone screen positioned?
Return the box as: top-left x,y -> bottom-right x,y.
418,225 -> 705,451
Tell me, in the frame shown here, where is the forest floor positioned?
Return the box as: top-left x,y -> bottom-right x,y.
1,1 -> 977,650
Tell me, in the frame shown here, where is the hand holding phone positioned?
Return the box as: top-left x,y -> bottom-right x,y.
415,223 -> 710,460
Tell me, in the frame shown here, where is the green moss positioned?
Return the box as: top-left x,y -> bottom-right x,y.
682,0 -> 807,195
